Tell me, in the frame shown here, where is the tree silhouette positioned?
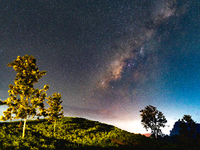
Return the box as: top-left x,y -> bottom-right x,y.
140,105 -> 167,138
0,55 -> 49,138
47,92 -> 63,136
179,115 -> 196,138
177,115 -> 197,149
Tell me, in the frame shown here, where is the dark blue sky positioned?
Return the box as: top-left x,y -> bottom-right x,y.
0,0 -> 200,134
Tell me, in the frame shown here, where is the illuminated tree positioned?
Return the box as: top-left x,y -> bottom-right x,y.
140,105 -> 167,138
0,55 -> 49,138
46,92 -> 63,136
0,99 -> 6,105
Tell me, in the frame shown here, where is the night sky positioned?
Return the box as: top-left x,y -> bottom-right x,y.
1,0 -> 200,134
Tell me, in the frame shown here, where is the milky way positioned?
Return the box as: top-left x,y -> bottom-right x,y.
90,0 -> 189,115
1,0 -> 200,134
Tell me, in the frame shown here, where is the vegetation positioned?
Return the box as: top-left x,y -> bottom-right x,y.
179,115 -> 196,138
0,55 -> 63,138
0,55 -> 199,150
46,92 -> 63,135
165,115 -> 200,150
175,115 -> 198,149
0,117 -> 181,150
140,105 -> 167,138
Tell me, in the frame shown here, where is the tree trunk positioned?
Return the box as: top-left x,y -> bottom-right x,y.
54,119 -> 56,136
22,118 -> 27,138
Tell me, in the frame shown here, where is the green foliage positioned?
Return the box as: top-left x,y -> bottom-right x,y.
46,92 -> 63,135
0,99 -> 6,105
0,117 -> 178,150
47,92 -> 63,121
140,105 -> 167,138
0,55 -> 49,120
0,55 -> 50,137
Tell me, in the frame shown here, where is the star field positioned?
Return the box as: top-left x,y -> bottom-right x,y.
0,0 -> 200,134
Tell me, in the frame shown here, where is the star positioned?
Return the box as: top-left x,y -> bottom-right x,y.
0,0 -> 199,135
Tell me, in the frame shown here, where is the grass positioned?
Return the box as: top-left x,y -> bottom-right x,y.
0,117 -> 188,150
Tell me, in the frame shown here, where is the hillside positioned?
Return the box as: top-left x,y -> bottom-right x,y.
0,117 -> 179,150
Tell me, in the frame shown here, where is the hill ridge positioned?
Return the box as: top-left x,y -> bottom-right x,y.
0,117 -> 181,149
